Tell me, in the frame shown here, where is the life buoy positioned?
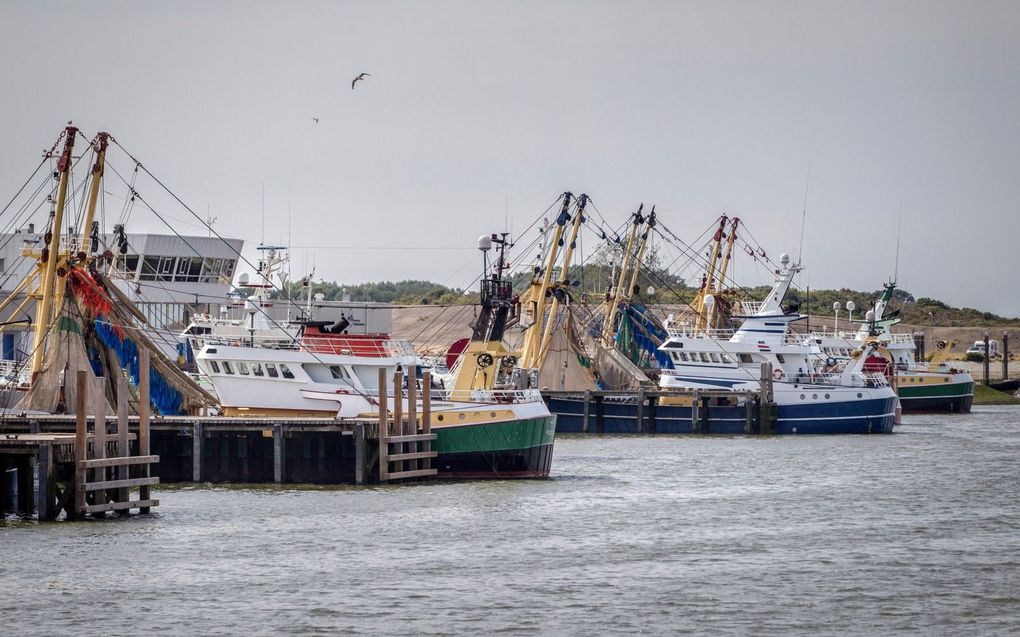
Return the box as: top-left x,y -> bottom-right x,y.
773,368 -> 785,381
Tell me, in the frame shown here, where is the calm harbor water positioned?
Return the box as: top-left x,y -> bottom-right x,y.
2,407 -> 1018,635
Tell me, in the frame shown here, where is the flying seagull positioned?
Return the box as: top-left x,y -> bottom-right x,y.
311,116 -> 319,123
352,72 -> 371,90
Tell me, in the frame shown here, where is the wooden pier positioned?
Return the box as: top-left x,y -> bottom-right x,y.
0,369 -> 441,514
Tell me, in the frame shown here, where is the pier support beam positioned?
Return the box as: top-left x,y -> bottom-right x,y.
582,389 -> 591,432
192,422 -> 203,482
36,443 -> 55,520
273,424 -> 284,484
354,423 -> 366,485
16,455 -> 33,514
635,389 -> 645,433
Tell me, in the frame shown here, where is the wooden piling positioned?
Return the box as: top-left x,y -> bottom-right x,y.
378,368 -> 388,482
116,375 -> 130,508
422,370 -> 432,475
16,456 -> 33,515
691,389 -> 701,434
594,394 -> 604,434
36,443 -> 54,520
393,370 -> 403,473
354,422 -> 366,485
192,422 -> 203,482
647,394 -> 657,434
582,389 -> 591,432
139,348 -> 151,512
73,371 -> 89,518
92,375 -> 107,515
635,389 -> 645,433
406,366 -> 418,472
273,424 -> 284,484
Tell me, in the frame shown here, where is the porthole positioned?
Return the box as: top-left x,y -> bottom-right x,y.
812,394 -> 818,399
437,414 -> 444,422
800,394 -> 805,400
943,378 -> 949,383
459,413 -> 465,420
490,411 -> 496,417
857,393 -> 863,398
825,394 -> 830,399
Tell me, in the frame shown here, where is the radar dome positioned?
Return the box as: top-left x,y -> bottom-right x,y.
779,253 -> 790,267
478,235 -> 492,252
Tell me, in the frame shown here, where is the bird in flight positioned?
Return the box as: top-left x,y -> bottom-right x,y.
352,72 -> 371,90
311,117 -> 319,123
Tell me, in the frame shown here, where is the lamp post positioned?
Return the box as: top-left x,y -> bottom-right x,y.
983,330 -> 990,385
1003,331 -> 1009,381
832,301 -> 841,333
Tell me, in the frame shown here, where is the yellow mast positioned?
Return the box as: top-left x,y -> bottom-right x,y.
622,207 -> 655,308
30,125 -> 77,378
693,215 -> 727,331
79,133 -> 109,258
705,216 -> 740,329
533,193 -> 587,369
520,193 -> 572,368
601,206 -> 644,345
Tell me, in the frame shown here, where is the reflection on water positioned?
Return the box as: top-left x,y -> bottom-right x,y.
2,407 -> 1018,635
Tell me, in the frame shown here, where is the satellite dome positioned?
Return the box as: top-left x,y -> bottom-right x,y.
478,235 -> 492,252
779,253 -> 790,267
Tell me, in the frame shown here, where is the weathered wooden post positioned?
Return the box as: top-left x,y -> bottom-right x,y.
377,368 -> 388,482
581,389 -> 591,432
421,369 -> 432,473
393,369 -> 403,473
354,423 -> 366,485
139,348 -> 151,512
192,422 -> 203,482
594,393 -> 604,434
36,443 -> 54,520
74,370 -> 88,519
92,374 -> 107,516
273,424 -> 284,484
406,366 -> 418,472
635,388 -> 645,434
691,389 -> 701,433
116,375 -> 130,508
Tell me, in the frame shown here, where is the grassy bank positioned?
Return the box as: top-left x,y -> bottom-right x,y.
972,383 -> 1020,405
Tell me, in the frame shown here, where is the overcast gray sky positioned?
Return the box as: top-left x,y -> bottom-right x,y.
2,1 -> 1018,315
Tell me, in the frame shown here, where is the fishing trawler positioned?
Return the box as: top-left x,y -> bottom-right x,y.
810,283 -> 973,413
656,255 -> 899,434
194,233 -> 555,478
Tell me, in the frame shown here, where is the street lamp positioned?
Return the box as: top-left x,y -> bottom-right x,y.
832,301 -> 841,333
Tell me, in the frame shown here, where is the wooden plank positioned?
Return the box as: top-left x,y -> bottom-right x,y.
74,371 -> 88,518
85,499 -> 160,514
138,348 -> 151,511
80,455 -> 160,469
85,476 -> 159,492
385,451 -> 438,461
382,468 -> 438,481
385,433 -> 438,443
192,422 -> 203,482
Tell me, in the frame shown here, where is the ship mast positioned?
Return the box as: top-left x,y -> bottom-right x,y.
520,192 -> 572,367
29,126 -> 77,378
532,193 -> 587,370
601,205 -> 644,345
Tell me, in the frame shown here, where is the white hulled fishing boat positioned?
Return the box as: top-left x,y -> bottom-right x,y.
656,254 -> 899,434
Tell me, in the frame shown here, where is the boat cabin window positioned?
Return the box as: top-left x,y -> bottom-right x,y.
709,353 -> 721,363
252,363 -> 264,377
330,365 -> 343,379
699,353 -> 710,363
776,354 -> 786,363
237,362 -> 250,375
222,361 -> 234,375
266,363 -> 279,378
280,364 -> 295,379
209,360 -> 220,374
739,354 -> 753,363
721,353 -> 734,364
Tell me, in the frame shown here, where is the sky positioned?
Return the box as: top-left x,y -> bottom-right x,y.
1,1 -> 1018,315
